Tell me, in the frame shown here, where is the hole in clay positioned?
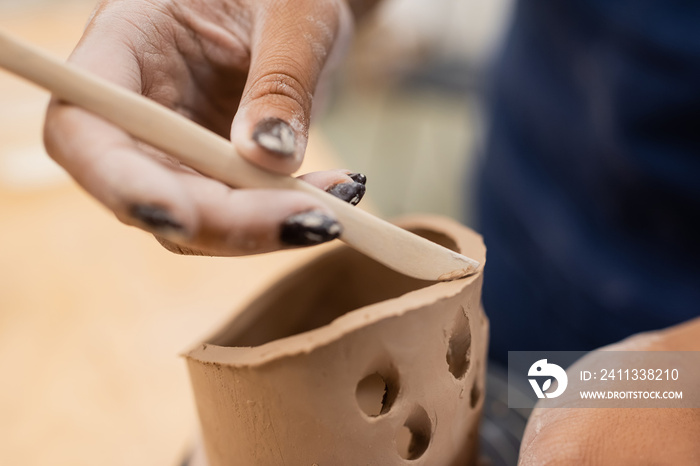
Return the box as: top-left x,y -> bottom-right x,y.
356,373 -> 387,416
470,381 -> 481,408
356,368 -> 399,417
446,307 -> 471,379
396,406 -> 431,460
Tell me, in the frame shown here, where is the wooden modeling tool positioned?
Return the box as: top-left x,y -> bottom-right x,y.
0,31 -> 480,281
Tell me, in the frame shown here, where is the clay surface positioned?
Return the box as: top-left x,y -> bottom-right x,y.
185,215 -> 488,466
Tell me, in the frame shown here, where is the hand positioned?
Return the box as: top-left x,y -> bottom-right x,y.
519,318 -> 700,465
44,0 -> 365,255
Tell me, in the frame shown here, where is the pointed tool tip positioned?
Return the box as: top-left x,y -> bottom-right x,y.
436,266 -> 478,282
437,251 -> 481,282
436,254 -> 481,282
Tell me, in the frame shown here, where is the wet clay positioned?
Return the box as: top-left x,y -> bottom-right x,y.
185,215 -> 488,466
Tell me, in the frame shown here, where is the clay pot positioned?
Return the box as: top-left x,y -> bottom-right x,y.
185,215 -> 488,466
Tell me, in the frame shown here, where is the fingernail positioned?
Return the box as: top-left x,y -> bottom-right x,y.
327,182 -> 366,206
280,210 -> 342,246
252,117 -> 295,157
129,204 -> 185,234
348,173 -> 367,185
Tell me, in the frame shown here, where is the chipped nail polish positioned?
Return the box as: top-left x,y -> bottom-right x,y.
129,204 -> 185,234
280,211 -> 342,246
252,117 -> 296,157
348,173 -> 367,185
327,182 -> 366,206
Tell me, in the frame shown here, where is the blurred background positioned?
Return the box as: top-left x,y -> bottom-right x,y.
0,0 -> 512,464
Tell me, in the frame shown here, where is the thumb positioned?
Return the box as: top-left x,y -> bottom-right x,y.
231,0 -> 352,174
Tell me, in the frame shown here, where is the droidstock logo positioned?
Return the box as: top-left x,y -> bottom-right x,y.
528,359 -> 568,399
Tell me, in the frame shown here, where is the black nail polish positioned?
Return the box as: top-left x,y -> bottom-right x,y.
280,211 -> 342,246
252,117 -> 296,157
129,204 -> 184,233
348,173 -> 367,185
327,182 -> 366,206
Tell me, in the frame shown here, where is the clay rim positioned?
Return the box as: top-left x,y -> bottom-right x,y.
184,215 -> 486,367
